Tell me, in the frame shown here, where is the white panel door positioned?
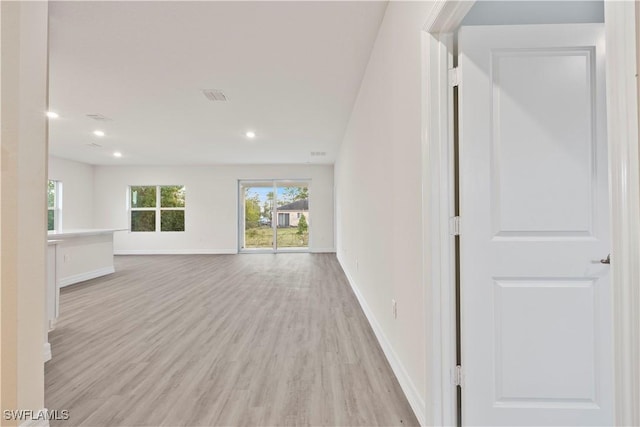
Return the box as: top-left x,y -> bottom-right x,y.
458,24 -> 611,426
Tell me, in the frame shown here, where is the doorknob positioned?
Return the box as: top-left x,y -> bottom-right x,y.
600,254 -> 610,264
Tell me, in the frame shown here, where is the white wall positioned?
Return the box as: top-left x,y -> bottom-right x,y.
334,1 -> 433,424
49,156 -> 94,229
1,0 -> 49,418
93,164 -> 334,253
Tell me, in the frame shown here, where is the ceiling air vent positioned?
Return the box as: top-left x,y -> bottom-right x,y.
86,113 -> 112,121
311,151 -> 326,157
202,89 -> 228,102
86,142 -> 102,148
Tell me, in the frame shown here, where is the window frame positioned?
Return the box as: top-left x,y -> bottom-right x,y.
129,185 -> 186,233
48,180 -> 62,231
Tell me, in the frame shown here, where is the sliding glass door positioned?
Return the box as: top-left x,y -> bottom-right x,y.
241,183 -> 275,250
275,182 -> 309,249
239,180 -> 309,252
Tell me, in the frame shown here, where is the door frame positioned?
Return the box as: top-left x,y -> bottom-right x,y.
238,179 -> 312,253
421,2 -> 640,426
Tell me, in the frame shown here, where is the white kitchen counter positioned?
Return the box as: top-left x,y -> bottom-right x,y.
47,228 -> 125,287
48,228 -> 125,238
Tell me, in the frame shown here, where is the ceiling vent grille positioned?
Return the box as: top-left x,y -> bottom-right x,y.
86,142 -> 102,148
202,89 -> 228,102
311,151 -> 326,157
86,113 -> 112,121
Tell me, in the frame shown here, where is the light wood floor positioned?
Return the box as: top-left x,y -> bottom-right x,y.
46,254 -> 418,426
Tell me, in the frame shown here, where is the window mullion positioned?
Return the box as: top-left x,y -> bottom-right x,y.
156,186 -> 161,232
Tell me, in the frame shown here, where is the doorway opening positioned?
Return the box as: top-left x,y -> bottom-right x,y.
239,180 -> 310,252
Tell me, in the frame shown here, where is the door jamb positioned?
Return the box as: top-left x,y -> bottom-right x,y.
421,1 -> 640,426
604,2 -> 640,425
422,2 -> 474,426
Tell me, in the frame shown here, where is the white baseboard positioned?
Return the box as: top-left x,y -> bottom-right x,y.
58,266 -> 115,288
114,249 -> 335,255
19,409 -> 50,427
43,343 -> 52,362
337,255 -> 426,426
114,249 -> 237,255
310,247 -> 337,253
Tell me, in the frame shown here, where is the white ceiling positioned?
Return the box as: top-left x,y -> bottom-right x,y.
48,1 -> 387,166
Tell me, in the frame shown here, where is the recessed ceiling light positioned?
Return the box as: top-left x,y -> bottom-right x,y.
46,111 -> 59,119
93,130 -> 105,137
246,131 -> 256,139
113,151 -> 122,158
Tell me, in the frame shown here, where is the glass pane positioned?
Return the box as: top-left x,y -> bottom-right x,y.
160,186 -> 185,208
48,180 -> 56,208
242,184 -> 274,249
130,186 -> 156,208
161,210 -> 185,232
48,209 -> 55,231
131,211 -> 156,232
276,184 -> 309,249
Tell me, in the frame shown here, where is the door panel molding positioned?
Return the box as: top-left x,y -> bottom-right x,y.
459,23 -> 611,425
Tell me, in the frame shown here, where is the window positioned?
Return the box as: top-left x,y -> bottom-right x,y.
278,212 -> 290,227
130,185 -> 185,232
48,180 -> 62,231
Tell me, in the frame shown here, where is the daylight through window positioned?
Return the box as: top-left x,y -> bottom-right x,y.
130,185 -> 185,232
48,180 -> 62,231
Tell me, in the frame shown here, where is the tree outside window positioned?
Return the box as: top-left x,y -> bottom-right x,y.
130,185 -> 185,232
48,180 -> 62,231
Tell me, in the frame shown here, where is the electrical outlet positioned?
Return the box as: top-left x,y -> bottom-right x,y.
392,299 -> 397,319
63,254 -> 70,263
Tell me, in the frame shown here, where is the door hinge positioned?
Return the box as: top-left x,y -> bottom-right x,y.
449,216 -> 461,236
448,67 -> 460,87
452,365 -> 464,387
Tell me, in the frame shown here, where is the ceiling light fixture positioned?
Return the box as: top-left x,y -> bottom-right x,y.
245,131 -> 256,139
93,130 -> 105,137
86,113 -> 112,121
202,89 -> 228,102
46,111 -> 59,119
113,152 -> 122,158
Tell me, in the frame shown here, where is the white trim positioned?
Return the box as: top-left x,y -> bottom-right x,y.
424,0 -> 475,34
18,409 -> 50,427
114,249 -> 237,255
604,2 -> 640,426
422,2 -> 475,426
422,30 -> 458,427
58,266 -> 115,287
310,248 -> 336,253
337,255 -> 426,426
43,343 -> 51,363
